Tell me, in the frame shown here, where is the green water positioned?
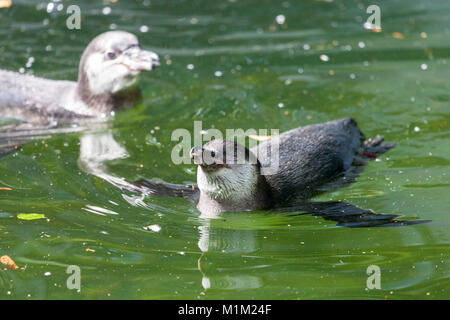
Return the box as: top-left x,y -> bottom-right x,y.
0,0 -> 449,299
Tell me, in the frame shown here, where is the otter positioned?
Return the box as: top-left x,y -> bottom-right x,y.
189,118 -> 393,214
135,118 -> 428,226
0,31 -> 160,125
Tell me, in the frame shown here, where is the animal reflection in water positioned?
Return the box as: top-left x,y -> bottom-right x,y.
0,123 -> 142,192
78,130 -> 143,192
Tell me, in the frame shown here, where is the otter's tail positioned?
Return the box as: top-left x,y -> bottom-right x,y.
362,135 -> 395,159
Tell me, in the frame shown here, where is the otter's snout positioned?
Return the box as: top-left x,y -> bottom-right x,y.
190,147 -> 220,167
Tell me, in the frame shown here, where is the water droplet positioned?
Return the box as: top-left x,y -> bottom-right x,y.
275,14 -> 286,25
420,63 -> 428,70
102,7 -> 111,15
320,54 -> 329,62
214,71 -> 223,77
144,224 -> 161,232
25,57 -> 35,68
140,25 -> 149,33
46,2 -> 54,13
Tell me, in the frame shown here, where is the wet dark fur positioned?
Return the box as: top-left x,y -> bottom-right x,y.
134,118 -> 431,227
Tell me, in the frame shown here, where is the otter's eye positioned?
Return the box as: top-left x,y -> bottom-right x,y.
210,151 -> 216,158
107,52 -> 116,60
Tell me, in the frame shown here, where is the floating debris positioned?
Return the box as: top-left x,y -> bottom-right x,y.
392,32 -> 405,39
0,0 -> 12,8
17,213 -> 46,220
1,255 -> 19,270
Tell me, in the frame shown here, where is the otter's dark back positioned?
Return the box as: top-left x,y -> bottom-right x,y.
252,118 -> 363,202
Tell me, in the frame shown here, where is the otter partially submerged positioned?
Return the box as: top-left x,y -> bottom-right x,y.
0,31 -> 160,125
135,118 -> 427,226
190,118 -> 393,213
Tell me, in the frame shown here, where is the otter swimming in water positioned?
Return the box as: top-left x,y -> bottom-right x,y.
189,118 -> 393,214
135,118 -> 428,226
0,31 -> 160,125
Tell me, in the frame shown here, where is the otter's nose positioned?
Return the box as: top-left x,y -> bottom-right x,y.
190,147 -> 204,165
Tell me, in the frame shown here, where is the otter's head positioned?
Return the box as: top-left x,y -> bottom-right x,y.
78,31 -> 159,96
190,139 -> 260,202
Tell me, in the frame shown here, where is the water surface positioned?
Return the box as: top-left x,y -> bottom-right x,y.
0,0 -> 449,299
